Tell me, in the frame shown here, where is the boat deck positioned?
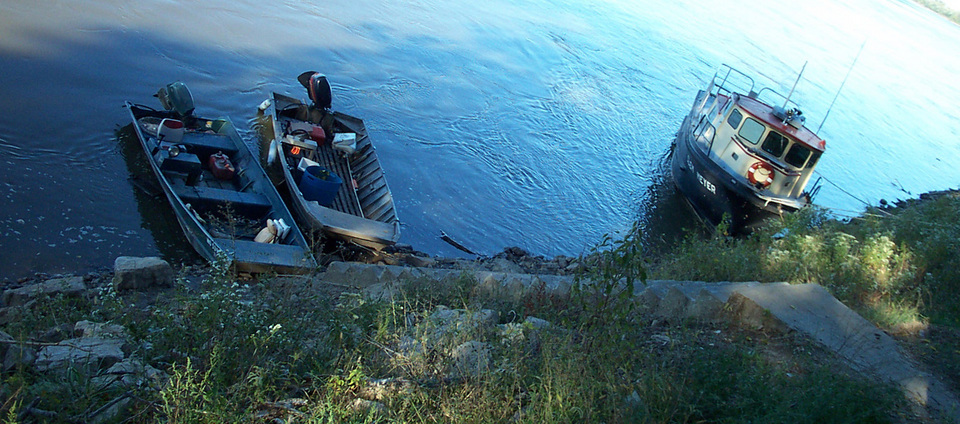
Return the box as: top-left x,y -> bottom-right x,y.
310,140 -> 364,217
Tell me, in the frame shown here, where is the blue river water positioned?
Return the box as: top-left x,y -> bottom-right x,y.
0,0 -> 959,279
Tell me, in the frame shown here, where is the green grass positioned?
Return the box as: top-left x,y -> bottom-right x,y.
8,193 -> 960,422
914,0 -> 960,25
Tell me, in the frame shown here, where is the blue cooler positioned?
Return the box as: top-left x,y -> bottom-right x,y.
299,166 -> 342,207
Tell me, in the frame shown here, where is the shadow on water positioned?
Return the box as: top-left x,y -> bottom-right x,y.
0,11 -> 688,279
633,148 -> 709,257
114,125 -> 201,267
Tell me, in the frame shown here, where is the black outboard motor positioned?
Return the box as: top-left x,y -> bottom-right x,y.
156,81 -> 195,118
297,71 -> 332,110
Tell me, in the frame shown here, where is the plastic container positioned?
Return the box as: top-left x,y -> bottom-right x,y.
298,166 -> 342,207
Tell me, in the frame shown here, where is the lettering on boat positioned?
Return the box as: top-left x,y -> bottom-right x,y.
697,172 -> 716,194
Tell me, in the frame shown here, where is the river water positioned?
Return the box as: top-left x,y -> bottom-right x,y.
1,0 -> 959,279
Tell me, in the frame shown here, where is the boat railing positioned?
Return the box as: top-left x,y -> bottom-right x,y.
711,64 -> 800,111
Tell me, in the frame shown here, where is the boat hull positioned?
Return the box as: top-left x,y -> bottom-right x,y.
265,93 -> 400,250
125,102 -> 317,273
670,115 -> 794,233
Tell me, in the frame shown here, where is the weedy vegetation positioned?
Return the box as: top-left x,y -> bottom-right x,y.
4,193 -> 960,422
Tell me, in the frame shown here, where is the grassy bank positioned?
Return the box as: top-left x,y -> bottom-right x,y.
649,191 -> 960,396
1,258 -> 905,423
650,192 -> 960,329
3,192 -> 959,422
914,0 -> 960,25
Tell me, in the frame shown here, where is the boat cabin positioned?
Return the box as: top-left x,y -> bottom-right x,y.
689,67 -> 825,205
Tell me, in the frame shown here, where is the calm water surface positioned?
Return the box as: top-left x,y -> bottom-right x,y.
1,0 -> 959,279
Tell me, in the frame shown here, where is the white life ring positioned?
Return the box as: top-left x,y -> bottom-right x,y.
747,162 -> 774,187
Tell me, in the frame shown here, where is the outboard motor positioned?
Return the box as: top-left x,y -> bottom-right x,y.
156,81 -> 196,118
297,71 -> 332,110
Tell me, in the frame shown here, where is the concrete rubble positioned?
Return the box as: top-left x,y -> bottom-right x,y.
321,261 -> 960,422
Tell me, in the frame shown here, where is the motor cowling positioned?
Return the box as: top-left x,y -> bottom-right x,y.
156,81 -> 195,117
297,71 -> 332,110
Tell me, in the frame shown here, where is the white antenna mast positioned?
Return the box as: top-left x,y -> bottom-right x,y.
818,42 -> 866,133
783,61 -> 808,109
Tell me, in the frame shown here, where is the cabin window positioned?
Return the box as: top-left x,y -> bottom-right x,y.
761,131 -> 789,157
694,121 -> 716,148
727,109 -> 743,129
784,143 -> 813,168
806,151 -> 821,170
738,118 -> 765,144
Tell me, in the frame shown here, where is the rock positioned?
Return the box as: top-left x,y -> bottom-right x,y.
429,306 -> 498,336
37,323 -> 75,343
363,282 -> 400,302
402,254 -> 437,268
540,261 -> 561,273
357,378 -> 414,401
564,261 -> 582,273
724,292 -> 786,332
348,398 -> 387,417
113,256 -> 174,291
448,341 -> 490,379
88,395 -> 133,424
656,287 -> 690,319
75,320 -> 128,339
2,276 -> 85,307
486,257 -> 524,274
92,358 -> 167,389
503,246 -> 529,259
3,346 -> 36,372
0,329 -> 12,357
524,316 -> 552,330
0,305 -> 29,326
685,289 -> 724,322
35,337 -> 125,373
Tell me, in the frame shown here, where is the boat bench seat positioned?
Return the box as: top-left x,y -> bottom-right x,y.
212,237 -> 315,270
173,184 -> 272,217
182,132 -> 240,159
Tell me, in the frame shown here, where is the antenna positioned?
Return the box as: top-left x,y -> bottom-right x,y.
783,61 -> 808,109
818,42 -> 866,133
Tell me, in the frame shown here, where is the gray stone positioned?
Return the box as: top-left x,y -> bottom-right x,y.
565,261 -> 582,273
3,276 -> 85,307
429,307 -> 498,334
656,287 -> 690,319
321,261 -> 354,285
92,358 -> 167,389
363,282 -> 400,302
75,320 -> 128,339
356,266 -> 386,288
0,329 -> 12,357
88,396 -> 133,424
37,323 -> 75,343
113,256 -> 173,291
35,337 -> 125,373
486,257 -> 524,274
357,378 -> 414,401
524,316 -> 552,330
448,341 -> 490,379
3,345 -> 36,372
348,398 -> 387,417
685,289 -> 724,321
0,305 -> 28,326
402,254 -> 437,268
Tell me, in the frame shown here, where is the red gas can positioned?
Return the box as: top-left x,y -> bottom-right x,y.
209,151 -> 235,180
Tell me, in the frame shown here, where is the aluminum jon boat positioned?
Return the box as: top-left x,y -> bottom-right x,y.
670,63 -> 825,233
125,82 -> 317,273
260,72 -> 400,250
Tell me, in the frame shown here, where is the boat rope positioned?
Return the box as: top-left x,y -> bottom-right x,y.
813,170 -> 873,208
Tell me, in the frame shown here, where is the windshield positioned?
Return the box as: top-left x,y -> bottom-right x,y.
761,131 -> 789,157
785,143 -> 814,168
738,118 -> 765,144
